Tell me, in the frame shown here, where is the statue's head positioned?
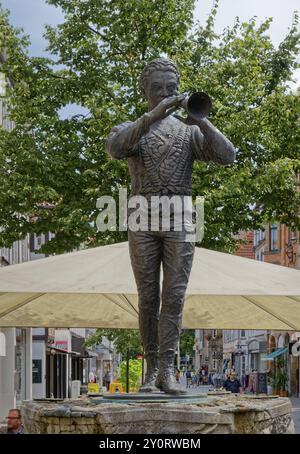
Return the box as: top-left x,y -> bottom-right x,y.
140,57 -> 180,109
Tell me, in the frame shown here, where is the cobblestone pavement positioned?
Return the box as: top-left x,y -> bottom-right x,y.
178,375 -> 216,394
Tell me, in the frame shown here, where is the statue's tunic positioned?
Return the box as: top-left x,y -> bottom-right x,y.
106,114 -> 233,239
106,114 -> 229,196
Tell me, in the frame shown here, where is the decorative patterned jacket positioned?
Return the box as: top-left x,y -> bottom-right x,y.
106,114 -> 235,197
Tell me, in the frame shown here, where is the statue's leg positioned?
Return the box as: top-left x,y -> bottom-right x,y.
128,230 -> 162,392
155,238 -> 195,394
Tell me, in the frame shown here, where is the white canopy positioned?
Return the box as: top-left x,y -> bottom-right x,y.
0,241 -> 299,329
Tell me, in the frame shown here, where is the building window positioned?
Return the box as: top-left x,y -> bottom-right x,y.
254,230 -> 261,246
288,228 -> 298,243
269,224 -> 278,252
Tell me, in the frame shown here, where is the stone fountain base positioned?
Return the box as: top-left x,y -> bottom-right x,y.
22,393 -> 294,434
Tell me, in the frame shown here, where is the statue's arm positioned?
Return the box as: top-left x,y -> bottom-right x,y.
106,95 -> 185,159
191,119 -> 236,165
105,113 -> 152,159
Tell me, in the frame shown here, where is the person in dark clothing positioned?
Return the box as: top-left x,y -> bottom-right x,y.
104,370 -> 112,392
186,369 -> 192,388
223,371 -> 243,394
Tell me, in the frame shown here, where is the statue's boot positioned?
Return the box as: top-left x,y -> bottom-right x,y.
139,352 -> 159,393
155,353 -> 187,395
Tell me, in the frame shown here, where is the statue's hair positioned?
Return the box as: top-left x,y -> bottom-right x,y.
139,57 -> 180,96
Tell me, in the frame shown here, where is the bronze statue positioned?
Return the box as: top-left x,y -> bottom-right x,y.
106,58 -> 235,394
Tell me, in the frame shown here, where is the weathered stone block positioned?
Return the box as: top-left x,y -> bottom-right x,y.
21,395 -> 294,434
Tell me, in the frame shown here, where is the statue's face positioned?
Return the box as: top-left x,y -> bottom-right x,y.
145,70 -> 179,109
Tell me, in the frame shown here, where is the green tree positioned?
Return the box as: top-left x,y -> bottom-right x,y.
0,0 -> 299,253
119,359 -> 143,392
85,328 -> 142,358
180,329 -> 195,358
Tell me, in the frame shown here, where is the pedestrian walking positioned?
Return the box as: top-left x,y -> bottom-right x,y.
186,369 -> 192,388
192,371 -> 198,388
104,370 -> 112,391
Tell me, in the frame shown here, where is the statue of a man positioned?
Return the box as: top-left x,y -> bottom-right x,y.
106,58 -> 235,394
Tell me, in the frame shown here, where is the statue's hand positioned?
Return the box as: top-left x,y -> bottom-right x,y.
149,94 -> 185,123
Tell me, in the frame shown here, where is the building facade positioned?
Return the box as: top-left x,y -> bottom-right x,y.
194,329 -> 223,376
194,224 -> 300,396
252,224 -> 300,396
0,238 -> 33,419
222,330 -> 268,387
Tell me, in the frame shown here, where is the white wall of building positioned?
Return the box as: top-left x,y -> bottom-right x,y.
0,329 -> 16,420
0,328 -> 32,420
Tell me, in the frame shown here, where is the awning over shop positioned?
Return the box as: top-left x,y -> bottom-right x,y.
0,242 -> 300,329
47,345 -> 81,356
261,347 -> 288,361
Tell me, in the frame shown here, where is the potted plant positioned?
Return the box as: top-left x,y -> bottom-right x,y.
276,370 -> 289,397
274,357 -> 289,397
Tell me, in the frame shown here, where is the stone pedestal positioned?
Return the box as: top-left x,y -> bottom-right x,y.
22,394 -> 294,434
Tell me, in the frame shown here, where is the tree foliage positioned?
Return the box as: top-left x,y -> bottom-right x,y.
180,329 -> 195,357
119,359 -> 142,392
85,328 -> 142,358
0,0 -> 299,253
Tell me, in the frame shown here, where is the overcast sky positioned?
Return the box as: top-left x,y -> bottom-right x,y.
196,0 -> 299,47
1,0 -> 299,115
1,0 -> 299,54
